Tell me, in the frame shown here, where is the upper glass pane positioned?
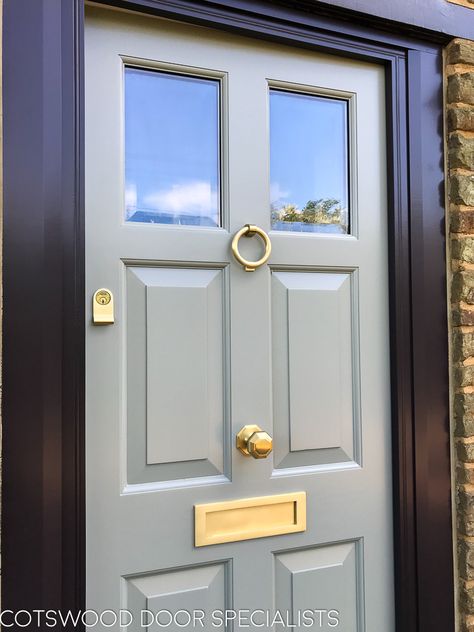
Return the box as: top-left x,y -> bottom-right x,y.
125,68 -> 220,227
270,89 -> 349,234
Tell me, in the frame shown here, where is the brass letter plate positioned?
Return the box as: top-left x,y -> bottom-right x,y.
194,492 -> 306,547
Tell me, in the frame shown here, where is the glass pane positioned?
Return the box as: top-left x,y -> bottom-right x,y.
270,89 -> 349,234
125,68 -> 220,227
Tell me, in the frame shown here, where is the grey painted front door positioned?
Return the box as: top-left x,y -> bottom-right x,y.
85,6 -> 393,630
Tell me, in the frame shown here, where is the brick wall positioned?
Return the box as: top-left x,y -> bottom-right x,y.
447,38 -> 474,632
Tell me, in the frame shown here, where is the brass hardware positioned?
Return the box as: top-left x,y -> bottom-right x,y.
92,288 -> 114,325
236,424 -> 273,459
95,290 -> 111,305
194,492 -> 306,546
231,224 -> 272,272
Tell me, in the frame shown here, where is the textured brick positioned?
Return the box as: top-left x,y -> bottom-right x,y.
453,236 -> 474,263
461,513 -> 474,537
456,393 -> 474,437
452,271 -> 474,304
447,40 -> 474,66
450,133 -> 474,170
448,73 -> 474,106
455,364 -> 474,388
459,464 -> 474,485
461,583 -> 474,614
453,307 -> 474,326
461,616 -> 474,632
457,441 -> 474,463
452,210 -> 474,233
454,330 -> 474,362
451,174 -> 474,207
450,37 -> 474,632
448,106 -> 474,132
460,487 -> 474,516
459,510 -> 474,537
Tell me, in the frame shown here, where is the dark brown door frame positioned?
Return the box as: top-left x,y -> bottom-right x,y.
2,1 -> 453,630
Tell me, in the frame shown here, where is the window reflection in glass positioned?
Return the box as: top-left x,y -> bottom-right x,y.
270,89 -> 349,234
125,67 -> 220,227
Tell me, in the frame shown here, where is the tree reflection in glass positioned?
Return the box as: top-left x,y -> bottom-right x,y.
270,89 -> 349,234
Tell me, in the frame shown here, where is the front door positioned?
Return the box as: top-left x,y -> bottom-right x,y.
85,6 -> 393,630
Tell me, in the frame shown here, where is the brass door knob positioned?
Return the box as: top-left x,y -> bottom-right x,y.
236,425 -> 273,459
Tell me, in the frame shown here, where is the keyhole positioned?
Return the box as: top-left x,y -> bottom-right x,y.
96,291 -> 111,305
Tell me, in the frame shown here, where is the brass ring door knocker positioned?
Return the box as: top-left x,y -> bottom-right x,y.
231,224 -> 272,272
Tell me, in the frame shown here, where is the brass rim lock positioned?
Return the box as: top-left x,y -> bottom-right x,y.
236,425 -> 273,459
92,288 -> 114,325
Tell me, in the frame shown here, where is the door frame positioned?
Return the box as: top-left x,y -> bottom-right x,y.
2,1 -> 454,631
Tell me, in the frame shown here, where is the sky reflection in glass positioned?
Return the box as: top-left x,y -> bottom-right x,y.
270,90 -> 349,234
125,68 -> 220,227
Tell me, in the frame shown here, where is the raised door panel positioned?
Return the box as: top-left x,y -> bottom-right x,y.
274,542 -> 363,630
126,266 -> 229,485
272,270 -> 360,470
125,562 -> 230,632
